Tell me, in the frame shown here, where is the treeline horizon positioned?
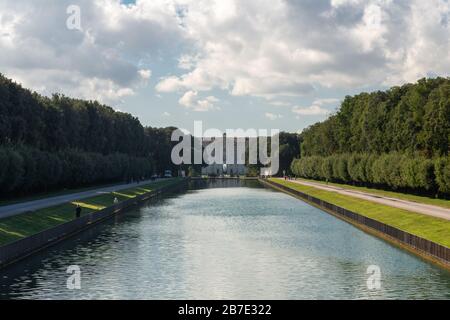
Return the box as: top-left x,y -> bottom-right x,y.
0,72 -> 300,196
1,73 -> 448,197
292,77 -> 450,197
0,74 -> 179,196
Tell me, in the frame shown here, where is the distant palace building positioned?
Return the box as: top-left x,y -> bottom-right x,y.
201,136 -> 248,176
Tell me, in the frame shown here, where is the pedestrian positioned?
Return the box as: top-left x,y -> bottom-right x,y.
75,205 -> 82,219
114,197 -> 119,204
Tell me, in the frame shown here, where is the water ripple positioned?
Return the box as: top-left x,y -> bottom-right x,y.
1,181 -> 449,299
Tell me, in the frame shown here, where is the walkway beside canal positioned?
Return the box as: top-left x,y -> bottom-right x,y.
278,178 -> 450,221
264,178 -> 450,269
0,179 -> 163,219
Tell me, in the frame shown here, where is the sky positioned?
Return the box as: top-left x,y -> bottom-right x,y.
0,0 -> 449,133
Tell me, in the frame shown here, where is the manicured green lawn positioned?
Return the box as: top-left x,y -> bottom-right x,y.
0,179 -> 181,246
0,181 -> 132,207
295,178 -> 450,209
270,179 -> 450,248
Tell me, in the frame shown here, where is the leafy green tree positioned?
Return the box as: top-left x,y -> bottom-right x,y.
435,157 -> 450,194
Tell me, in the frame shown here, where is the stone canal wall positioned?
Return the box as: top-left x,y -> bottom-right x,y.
260,179 -> 450,269
0,180 -> 188,269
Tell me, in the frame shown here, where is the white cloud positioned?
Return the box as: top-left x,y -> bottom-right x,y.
350,4 -> 388,53
231,77 -> 314,98
156,0 -> 450,98
331,0 -> 363,8
1,0 -> 449,107
265,112 -> 283,120
292,97 -> 339,116
8,68 -> 135,103
0,0 -> 183,104
292,105 -> 329,116
178,90 -> 219,112
314,98 -> 341,106
155,76 -> 183,92
162,111 -> 171,117
156,68 -> 226,93
178,54 -> 198,70
138,69 -> 152,80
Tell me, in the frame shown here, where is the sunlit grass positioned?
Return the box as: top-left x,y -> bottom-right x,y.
295,178 -> 450,209
270,178 -> 450,248
0,179 -> 181,246
0,181 -> 130,207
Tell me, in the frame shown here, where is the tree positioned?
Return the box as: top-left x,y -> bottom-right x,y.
0,74 -> 177,196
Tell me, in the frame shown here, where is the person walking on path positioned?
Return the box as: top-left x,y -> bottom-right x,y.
75,205 -> 82,219
113,197 -> 119,205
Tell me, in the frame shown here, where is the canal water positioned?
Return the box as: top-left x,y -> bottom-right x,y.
1,180 -> 449,299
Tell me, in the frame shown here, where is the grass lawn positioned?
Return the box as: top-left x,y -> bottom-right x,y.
0,181 -> 134,207
0,179 -> 181,246
295,178 -> 450,209
270,178 -> 450,248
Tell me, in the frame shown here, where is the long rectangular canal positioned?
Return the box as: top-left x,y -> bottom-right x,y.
1,179 -> 449,299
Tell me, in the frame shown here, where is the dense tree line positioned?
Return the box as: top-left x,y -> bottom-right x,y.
291,78 -> 450,196
0,146 -> 152,194
278,132 -> 301,176
300,78 -> 450,158
0,74 -> 149,155
291,153 -> 450,194
0,74 -> 177,196
238,132 -> 300,176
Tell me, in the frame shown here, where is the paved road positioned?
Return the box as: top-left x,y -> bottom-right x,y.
278,178 -> 450,221
0,179 -> 162,219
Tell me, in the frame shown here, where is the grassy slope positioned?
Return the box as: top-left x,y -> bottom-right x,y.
296,178 -> 450,209
0,181 -> 132,207
270,179 -> 450,248
0,179 -> 180,246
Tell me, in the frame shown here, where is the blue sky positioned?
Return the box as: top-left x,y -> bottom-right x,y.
1,0 -> 449,133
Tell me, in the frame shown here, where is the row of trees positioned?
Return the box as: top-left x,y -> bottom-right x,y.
291,153 -> 450,195
0,77 -> 148,156
293,78 -> 450,196
300,78 -> 450,158
0,74 -> 180,196
0,74 -> 182,162
0,146 -> 153,194
242,132 -> 302,177
278,132 -> 301,176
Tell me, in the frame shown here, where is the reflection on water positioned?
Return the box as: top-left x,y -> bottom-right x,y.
1,179 -> 449,299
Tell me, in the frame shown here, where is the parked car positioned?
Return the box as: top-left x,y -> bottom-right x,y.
164,170 -> 173,178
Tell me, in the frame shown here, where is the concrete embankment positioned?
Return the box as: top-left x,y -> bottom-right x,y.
260,179 -> 450,270
0,179 -> 188,269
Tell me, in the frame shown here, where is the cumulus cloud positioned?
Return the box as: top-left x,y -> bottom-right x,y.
178,91 -> 219,112
0,0 -> 182,104
292,98 -> 339,116
1,0 -> 449,108
178,54 -> 198,70
314,98 -> 341,106
292,105 -> 329,116
138,69 -> 152,80
156,0 -> 450,98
